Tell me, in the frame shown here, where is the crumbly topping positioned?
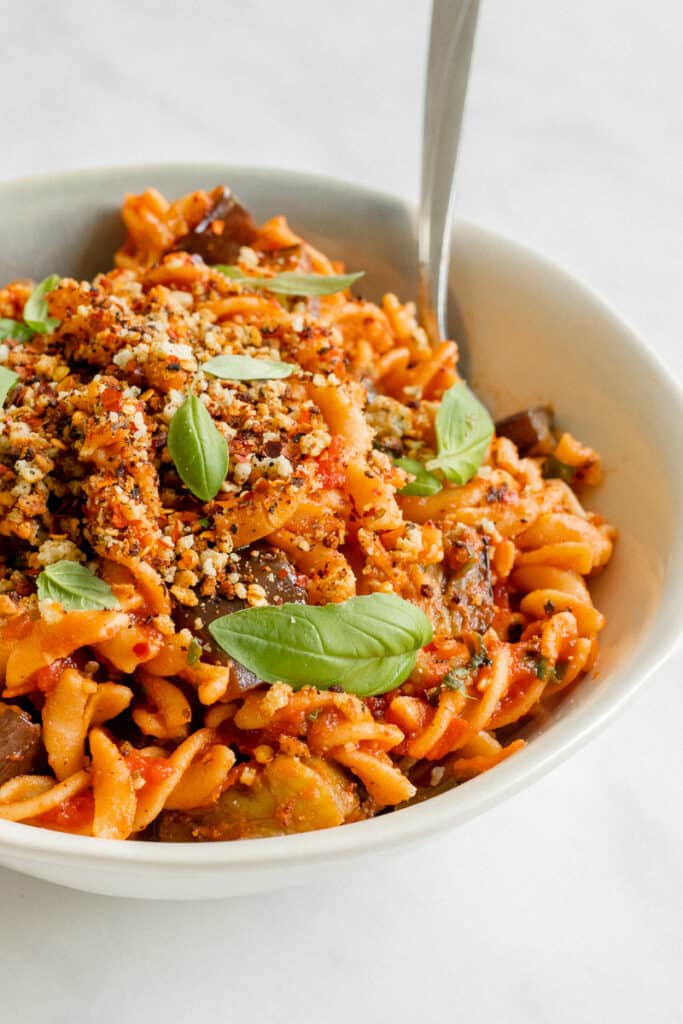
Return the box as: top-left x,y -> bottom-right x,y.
0,257 -> 344,604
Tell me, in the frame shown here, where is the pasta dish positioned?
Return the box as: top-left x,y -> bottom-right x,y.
0,186 -> 615,841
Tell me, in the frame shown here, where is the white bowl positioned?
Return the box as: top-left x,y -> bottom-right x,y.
0,164 -> 681,900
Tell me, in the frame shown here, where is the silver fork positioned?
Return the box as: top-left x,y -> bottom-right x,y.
418,0 -> 480,351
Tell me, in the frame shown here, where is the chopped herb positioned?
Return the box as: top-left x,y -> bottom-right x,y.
528,652 -> 564,684
186,637 -> 203,666
534,656 -> 551,681
442,665 -> 470,691
442,636 -> 491,693
543,455 -> 576,484
544,599 -> 556,615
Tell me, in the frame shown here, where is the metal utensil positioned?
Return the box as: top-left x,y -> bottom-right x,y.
418,0 -> 480,349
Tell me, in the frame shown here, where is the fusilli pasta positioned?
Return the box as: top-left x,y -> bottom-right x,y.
0,185 -> 615,841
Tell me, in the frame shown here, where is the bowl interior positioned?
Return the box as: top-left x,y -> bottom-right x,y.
0,164 -> 681,896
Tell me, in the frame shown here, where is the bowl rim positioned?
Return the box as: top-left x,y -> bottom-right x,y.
0,161 -> 681,871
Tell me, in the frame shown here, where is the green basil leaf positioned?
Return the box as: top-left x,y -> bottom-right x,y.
23,275 -> 61,334
0,366 -> 19,406
426,380 -> 494,485
216,265 -> 364,297
167,394 -> 229,502
394,456 -> 442,497
208,593 -> 433,697
202,354 -> 296,381
36,561 -> 120,611
0,318 -> 33,343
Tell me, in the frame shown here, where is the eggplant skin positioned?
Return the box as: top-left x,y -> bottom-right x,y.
443,525 -> 495,634
172,186 -> 258,265
0,705 -> 42,785
172,546 -> 307,691
147,756 -> 359,843
495,405 -> 555,457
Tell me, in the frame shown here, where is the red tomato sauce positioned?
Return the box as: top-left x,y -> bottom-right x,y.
124,748 -> 175,786
316,435 -> 346,489
38,793 -> 95,832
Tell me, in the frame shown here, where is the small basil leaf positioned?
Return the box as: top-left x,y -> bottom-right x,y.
23,275 -> 61,334
394,456 -> 442,497
216,265 -> 364,297
202,354 -> 296,381
0,366 -> 19,406
208,593 -> 433,697
0,319 -> 34,343
36,561 -> 121,611
167,394 -> 229,502
425,380 -> 494,485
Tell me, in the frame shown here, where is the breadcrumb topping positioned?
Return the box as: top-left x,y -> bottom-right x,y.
0,258 -> 346,604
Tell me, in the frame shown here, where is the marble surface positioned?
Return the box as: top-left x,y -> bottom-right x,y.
1,1 -> 681,1020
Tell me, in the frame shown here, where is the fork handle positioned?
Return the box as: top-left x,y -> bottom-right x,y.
418,0 -> 480,345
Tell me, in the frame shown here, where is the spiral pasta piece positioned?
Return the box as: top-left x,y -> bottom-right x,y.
132,729 -> 216,831
90,728 -> 137,840
0,770 -> 90,822
42,668 -> 98,781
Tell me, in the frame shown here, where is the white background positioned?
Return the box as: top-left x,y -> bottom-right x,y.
1,2 -> 681,1021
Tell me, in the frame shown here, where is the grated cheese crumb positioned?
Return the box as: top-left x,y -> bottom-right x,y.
36,539 -> 85,566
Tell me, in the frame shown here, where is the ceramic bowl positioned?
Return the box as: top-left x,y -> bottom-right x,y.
0,164 -> 681,899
